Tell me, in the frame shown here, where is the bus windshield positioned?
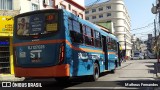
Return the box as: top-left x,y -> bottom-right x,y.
16,12 -> 58,36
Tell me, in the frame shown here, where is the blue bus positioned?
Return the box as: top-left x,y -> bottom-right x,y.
13,9 -> 121,81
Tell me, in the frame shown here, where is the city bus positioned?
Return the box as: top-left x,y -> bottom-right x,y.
13,9 -> 121,81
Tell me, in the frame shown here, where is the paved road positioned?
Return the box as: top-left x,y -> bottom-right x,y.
0,59 -> 159,90
98,59 -> 157,81
66,59 -> 159,90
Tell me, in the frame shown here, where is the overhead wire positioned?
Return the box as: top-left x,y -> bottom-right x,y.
85,0 -> 101,9
131,22 -> 154,31
85,0 -> 110,10
133,29 -> 154,34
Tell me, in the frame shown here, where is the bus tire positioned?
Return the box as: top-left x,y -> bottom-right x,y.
91,63 -> 99,81
110,69 -> 115,73
111,61 -> 116,73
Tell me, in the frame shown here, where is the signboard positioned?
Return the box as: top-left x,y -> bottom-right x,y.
0,16 -> 13,33
96,21 -> 115,33
17,16 -> 30,35
29,14 -> 45,34
16,13 -> 58,36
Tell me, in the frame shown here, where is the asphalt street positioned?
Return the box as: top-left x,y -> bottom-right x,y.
0,59 -> 160,90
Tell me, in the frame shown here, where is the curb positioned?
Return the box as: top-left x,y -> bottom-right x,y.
116,62 -> 132,70
0,74 -> 24,81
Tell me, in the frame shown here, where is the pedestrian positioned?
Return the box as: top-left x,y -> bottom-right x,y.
120,51 -> 126,62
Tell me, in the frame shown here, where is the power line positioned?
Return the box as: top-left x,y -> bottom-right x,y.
133,29 -> 154,34
131,22 -> 156,31
85,0 -> 109,10
86,0 -> 100,6
86,0 -> 101,9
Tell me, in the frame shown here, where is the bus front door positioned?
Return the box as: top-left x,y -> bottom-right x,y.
102,36 -> 108,70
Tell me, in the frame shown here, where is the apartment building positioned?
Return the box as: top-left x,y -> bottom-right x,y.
85,0 -> 132,57
53,0 -> 85,19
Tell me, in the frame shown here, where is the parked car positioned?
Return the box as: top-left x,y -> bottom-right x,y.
131,53 -> 144,60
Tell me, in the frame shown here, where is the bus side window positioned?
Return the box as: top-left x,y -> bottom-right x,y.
113,40 -> 118,51
68,19 -> 83,43
107,38 -> 117,51
68,19 -> 73,31
84,26 -> 94,46
94,30 -> 101,47
107,37 -> 112,50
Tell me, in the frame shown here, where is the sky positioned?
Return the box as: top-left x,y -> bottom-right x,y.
85,0 -> 156,41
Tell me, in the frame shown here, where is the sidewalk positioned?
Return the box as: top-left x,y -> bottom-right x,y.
117,60 -> 132,70
155,62 -> 160,78
0,74 -> 24,81
154,62 -> 160,90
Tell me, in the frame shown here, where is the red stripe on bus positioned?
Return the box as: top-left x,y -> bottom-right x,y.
65,40 -> 104,54
14,64 -> 70,77
13,39 -> 104,54
108,52 -> 116,54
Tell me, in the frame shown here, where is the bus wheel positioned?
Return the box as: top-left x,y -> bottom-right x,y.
91,63 -> 99,81
110,69 -> 115,73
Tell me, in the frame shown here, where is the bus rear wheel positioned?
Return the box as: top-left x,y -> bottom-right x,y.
91,63 -> 99,81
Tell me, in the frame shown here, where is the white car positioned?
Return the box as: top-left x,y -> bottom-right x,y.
131,53 -> 144,60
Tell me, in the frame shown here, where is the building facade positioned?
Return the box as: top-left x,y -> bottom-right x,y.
85,0 -> 132,57
131,35 -> 147,57
16,0 -> 85,19
0,0 -> 20,75
53,0 -> 85,19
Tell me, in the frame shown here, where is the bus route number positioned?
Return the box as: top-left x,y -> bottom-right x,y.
30,50 -> 42,63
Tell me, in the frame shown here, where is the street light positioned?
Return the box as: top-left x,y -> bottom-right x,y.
124,34 -> 127,59
120,31 -> 127,59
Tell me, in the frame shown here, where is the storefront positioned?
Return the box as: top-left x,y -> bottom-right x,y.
0,16 -> 14,75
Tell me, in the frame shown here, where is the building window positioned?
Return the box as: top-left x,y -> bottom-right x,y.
99,14 -> 103,18
72,10 -> 77,15
49,0 -> 53,7
85,10 -> 89,14
106,6 -> 111,9
69,4 -> 71,10
92,9 -> 96,13
92,16 -> 96,19
0,0 -> 13,10
79,13 -> 83,19
107,13 -> 111,17
86,17 -> 89,20
32,3 -> 39,11
60,4 -> 66,9
99,7 -> 103,11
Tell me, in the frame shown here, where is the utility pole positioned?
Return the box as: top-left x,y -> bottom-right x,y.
154,19 -> 157,40
151,0 -> 160,62
124,34 -> 127,60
